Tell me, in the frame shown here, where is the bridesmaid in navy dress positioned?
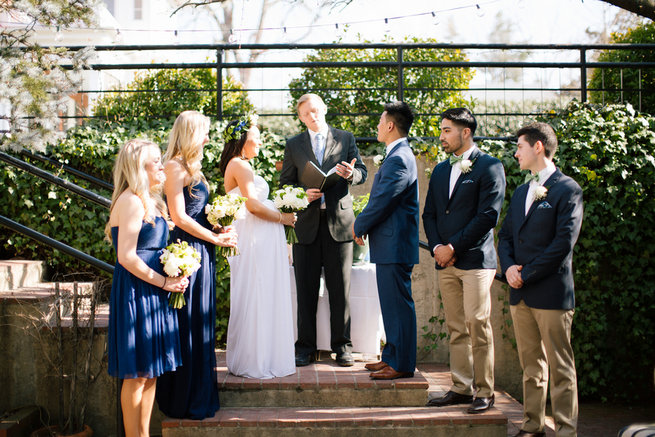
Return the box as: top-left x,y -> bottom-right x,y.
106,139 -> 189,437
156,111 -> 237,419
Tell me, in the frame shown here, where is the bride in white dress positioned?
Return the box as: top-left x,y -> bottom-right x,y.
219,118 -> 297,379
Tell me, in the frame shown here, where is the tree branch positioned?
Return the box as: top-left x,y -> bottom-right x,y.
170,0 -> 229,17
601,0 -> 655,20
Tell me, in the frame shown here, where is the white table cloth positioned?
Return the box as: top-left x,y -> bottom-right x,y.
289,263 -> 385,358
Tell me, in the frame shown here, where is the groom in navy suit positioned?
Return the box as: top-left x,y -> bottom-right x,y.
498,122 -> 583,437
353,101 -> 419,380
423,108 -> 505,413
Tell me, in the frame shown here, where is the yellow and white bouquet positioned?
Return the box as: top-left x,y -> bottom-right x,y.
160,240 -> 201,309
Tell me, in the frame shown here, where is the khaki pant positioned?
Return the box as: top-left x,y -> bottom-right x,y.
438,266 -> 495,398
511,301 -> 578,437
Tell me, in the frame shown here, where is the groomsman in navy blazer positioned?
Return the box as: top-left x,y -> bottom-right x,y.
498,123 -> 583,437
353,101 -> 419,380
423,108 -> 506,414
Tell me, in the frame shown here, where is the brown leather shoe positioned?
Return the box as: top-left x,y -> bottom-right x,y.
364,361 -> 388,372
513,431 -> 545,437
467,394 -> 494,414
369,366 -> 413,380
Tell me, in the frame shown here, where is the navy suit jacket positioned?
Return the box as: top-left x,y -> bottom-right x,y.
498,169 -> 583,310
280,126 -> 367,244
422,147 -> 506,270
353,140 -> 419,265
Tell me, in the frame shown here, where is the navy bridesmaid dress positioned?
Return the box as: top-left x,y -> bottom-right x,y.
156,182 -> 220,419
108,216 -> 182,379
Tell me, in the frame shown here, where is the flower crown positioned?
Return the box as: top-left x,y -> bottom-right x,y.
223,113 -> 259,143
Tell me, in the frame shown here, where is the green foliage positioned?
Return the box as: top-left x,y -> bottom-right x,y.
588,21 -> 655,114
352,193 -> 369,217
288,36 -> 474,155
93,69 -> 253,121
0,70 -> 285,347
477,100 -> 655,401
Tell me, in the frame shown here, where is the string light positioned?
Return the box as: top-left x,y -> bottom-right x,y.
0,1 -> 497,39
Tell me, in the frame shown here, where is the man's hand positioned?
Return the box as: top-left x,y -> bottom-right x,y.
336,158 -> 357,180
306,188 -> 323,203
506,265 -> 524,289
434,244 -> 455,267
352,223 -> 365,246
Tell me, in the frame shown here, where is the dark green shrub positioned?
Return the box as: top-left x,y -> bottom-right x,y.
288,36 -> 474,155
588,21 -> 655,115
477,100 -> 655,402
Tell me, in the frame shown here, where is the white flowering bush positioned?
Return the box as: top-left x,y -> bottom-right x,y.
160,240 -> 201,308
272,185 -> 309,244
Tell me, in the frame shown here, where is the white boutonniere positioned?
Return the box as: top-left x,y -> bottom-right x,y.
459,159 -> 473,173
373,154 -> 385,167
534,185 -> 548,201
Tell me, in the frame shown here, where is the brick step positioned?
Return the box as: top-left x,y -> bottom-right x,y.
217,352 -> 429,408
161,405 -> 507,437
0,260 -> 44,291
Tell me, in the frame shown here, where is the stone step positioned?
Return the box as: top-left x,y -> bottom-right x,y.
217,352 -> 429,408
0,260 -> 44,291
161,405 -> 507,437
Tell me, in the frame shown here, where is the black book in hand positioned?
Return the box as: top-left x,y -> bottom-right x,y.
300,161 -> 340,191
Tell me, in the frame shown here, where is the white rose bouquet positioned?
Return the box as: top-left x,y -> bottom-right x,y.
273,185 -> 309,244
205,193 -> 247,257
160,240 -> 202,309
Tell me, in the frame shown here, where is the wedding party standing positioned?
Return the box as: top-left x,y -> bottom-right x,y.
106,139 -> 188,437
156,111 -> 237,419
353,101 -> 419,380
422,108 -> 505,413
280,93 -> 367,367
498,123 -> 583,437
220,117 -> 297,379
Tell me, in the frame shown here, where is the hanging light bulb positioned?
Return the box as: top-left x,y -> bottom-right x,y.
54,26 -> 63,43
113,29 -> 123,44
228,29 -> 238,43
431,11 -> 440,26
476,4 -> 485,18
174,30 -> 180,45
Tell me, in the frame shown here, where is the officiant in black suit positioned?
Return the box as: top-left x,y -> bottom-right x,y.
280,93 -> 367,367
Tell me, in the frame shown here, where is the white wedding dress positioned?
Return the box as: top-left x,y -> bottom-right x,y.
225,174 -> 296,379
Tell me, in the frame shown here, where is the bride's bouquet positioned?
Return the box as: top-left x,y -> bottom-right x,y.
160,240 -> 202,309
205,193 -> 247,257
273,185 -> 309,245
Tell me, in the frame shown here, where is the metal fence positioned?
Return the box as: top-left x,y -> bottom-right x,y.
52,42 -> 655,137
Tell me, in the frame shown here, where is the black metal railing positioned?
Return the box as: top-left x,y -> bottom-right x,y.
47,42 -> 655,125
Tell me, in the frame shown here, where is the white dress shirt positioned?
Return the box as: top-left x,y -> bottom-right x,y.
524,161 -> 556,215
449,145 -> 476,198
308,127 -> 329,208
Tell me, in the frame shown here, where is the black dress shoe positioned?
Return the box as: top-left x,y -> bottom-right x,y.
513,431 -> 545,437
295,353 -> 315,367
426,390 -> 473,407
336,352 -> 354,367
467,394 -> 494,414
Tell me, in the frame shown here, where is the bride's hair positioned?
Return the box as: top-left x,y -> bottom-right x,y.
164,110 -> 209,189
219,119 -> 249,176
105,139 -> 169,242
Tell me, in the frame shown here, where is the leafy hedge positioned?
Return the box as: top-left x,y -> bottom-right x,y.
0,70 -> 284,346
476,100 -> 655,401
288,36 -> 474,155
588,21 -> 655,115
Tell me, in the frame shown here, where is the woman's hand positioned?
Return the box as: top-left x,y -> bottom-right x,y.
213,226 -> 238,247
164,276 -> 189,293
279,212 -> 296,227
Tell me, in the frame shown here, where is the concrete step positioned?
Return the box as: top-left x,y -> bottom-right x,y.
217,352 -> 429,408
0,260 -> 44,291
161,405 -> 507,437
